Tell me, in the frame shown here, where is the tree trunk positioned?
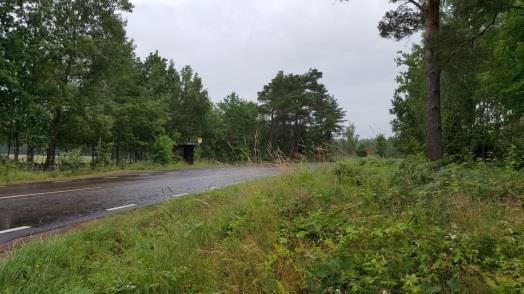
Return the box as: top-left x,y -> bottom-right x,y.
44,108 -> 62,170
27,146 -> 34,164
14,133 -> 19,162
91,145 -> 96,166
269,109 -> 275,148
115,144 -> 120,165
7,136 -> 11,158
294,116 -> 300,156
91,136 -> 102,166
44,143 -> 56,170
45,48 -> 74,170
424,0 -> 443,161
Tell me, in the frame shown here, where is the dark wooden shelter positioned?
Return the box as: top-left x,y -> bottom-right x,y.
175,143 -> 197,164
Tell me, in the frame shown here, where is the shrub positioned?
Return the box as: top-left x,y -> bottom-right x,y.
356,144 -> 368,157
506,144 -> 524,170
151,135 -> 176,164
58,148 -> 85,171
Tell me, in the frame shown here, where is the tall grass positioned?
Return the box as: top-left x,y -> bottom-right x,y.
0,158 -> 522,293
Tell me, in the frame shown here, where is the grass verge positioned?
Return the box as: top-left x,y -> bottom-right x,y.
0,158 -> 523,293
0,161 -> 223,186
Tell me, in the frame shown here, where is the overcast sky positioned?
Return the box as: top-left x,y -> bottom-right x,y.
126,0 -> 418,138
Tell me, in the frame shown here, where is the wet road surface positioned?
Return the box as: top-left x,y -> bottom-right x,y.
0,166 -> 281,244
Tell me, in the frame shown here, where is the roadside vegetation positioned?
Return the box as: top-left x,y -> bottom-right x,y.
0,160 -> 222,186
1,1 -> 523,292
1,158 -> 522,293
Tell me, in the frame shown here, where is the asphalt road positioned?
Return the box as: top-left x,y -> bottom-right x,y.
0,166 -> 281,244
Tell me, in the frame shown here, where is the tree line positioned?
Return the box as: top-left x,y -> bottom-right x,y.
388,0 -> 523,167
339,0 -> 523,167
0,0 -> 345,169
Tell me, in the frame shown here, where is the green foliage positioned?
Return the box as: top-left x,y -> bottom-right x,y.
1,1 -> 345,166
336,123 -> 359,156
1,159 -> 522,292
166,65 -> 214,146
375,134 -> 387,157
286,160 -> 524,293
0,1 -> 214,166
58,149 -> 85,171
356,144 -> 368,157
390,4 -> 524,164
506,144 -> 524,170
390,47 -> 426,156
99,145 -> 115,167
355,136 -> 399,159
151,135 -> 176,164
258,69 -> 345,159
216,92 -> 260,162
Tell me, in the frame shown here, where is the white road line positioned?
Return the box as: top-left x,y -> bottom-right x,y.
106,204 -> 136,211
0,187 -> 103,201
209,187 -> 217,191
171,193 -> 189,197
54,180 -> 72,183
0,226 -> 32,235
233,182 -> 242,185
0,186 -> 5,188
104,177 -> 118,179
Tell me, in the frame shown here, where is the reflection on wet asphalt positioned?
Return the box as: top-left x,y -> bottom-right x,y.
0,166 -> 281,244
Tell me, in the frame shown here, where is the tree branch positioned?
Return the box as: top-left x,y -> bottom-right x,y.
406,0 -> 424,12
466,12 -> 499,45
442,12 -> 500,66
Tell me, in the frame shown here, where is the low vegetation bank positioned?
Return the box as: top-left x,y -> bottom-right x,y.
0,159 -> 522,293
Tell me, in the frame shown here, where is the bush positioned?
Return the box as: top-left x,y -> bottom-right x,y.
356,144 -> 368,157
151,135 -> 176,164
506,144 -> 524,170
291,159 -> 524,292
58,148 -> 85,171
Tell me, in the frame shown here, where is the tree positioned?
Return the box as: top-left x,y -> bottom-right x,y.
340,123 -> 359,155
374,0 -> 443,160
375,134 -> 388,157
151,134 -> 175,164
169,66 -> 213,143
258,69 -> 345,158
30,0 -> 134,169
340,0 -> 442,159
0,1 -> 433,168
389,1 -> 523,163
0,0 -> 21,158
141,51 -> 170,99
390,47 -> 426,156
342,0 -> 518,161
217,93 -> 260,162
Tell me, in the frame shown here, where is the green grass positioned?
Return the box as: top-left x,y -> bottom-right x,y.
0,161 -> 223,186
0,158 -> 523,293
1,154 -> 94,164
